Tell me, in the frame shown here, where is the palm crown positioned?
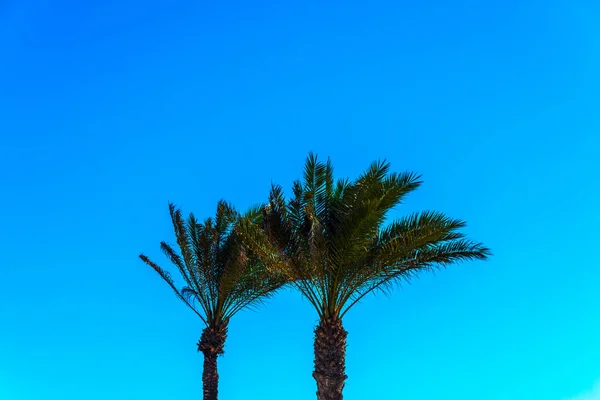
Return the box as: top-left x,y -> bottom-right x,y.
141,201 -> 285,327
140,200 -> 285,400
244,153 -> 490,319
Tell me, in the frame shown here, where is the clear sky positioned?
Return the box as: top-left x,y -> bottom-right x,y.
1,1 -> 599,399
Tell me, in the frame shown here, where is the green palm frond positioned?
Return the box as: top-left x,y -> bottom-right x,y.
139,254 -> 207,323
339,237 -> 490,317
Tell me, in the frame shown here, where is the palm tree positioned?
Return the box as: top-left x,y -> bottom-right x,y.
140,201 -> 285,400
240,153 -> 491,400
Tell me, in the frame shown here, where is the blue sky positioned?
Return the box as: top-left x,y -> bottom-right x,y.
1,1 -> 599,399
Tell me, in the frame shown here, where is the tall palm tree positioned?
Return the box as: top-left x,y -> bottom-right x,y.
240,153 -> 491,400
140,201 -> 285,400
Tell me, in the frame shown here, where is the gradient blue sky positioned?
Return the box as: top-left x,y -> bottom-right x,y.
1,1 -> 599,399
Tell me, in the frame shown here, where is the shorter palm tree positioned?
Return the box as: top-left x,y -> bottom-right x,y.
140,201 -> 285,400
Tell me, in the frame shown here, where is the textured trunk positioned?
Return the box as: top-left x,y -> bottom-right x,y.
198,324 -> 227,400
202,351 -> 219,400
313,316 -> 348,400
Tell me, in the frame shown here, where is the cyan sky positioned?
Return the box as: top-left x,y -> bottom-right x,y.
1,1 -> 599,399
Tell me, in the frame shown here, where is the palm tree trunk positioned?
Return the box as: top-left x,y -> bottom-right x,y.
313,316 -> 348,400
198,324 -> 227,400
202,350 -> 219,400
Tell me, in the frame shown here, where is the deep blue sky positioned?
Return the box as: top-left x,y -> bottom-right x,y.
1,1 -> 599,399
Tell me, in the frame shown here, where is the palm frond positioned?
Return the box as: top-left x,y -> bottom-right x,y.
139,253 -> 206,323
339,239 -> 490,317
